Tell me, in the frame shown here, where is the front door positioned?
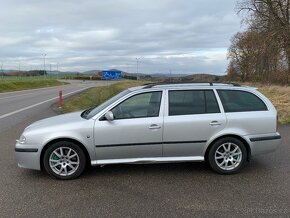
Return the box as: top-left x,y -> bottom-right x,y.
94,91 -> 164,160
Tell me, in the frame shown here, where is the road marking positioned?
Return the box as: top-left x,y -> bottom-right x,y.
0,87 -> 90,120
0,91 -> 52,100
0,84 -> 78,100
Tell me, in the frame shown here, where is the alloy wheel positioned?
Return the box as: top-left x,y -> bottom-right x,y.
214,142 -> 242,171
49,147 -> 80,176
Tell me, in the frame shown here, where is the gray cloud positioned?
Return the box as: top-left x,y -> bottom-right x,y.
0,0 -> 241,74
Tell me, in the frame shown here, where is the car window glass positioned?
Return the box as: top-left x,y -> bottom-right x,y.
86,89 -> 131,119
169,90 -> 204,116
169,90 -> 220,116
111,91 -> 162,119
217,90 -> 267,112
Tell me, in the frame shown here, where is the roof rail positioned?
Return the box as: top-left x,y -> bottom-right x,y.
143,81 -> 241,89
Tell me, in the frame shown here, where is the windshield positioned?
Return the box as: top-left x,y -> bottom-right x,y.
84,89 -> 131,119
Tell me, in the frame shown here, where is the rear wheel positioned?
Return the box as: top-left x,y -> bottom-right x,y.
43,141 -> 86,180
208,137 -> 247,174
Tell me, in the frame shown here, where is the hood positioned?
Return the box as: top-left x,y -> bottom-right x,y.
26,111 -> 84,131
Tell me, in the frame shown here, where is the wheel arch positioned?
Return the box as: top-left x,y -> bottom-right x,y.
40,138 -> 91,170
204,134 -> 251,162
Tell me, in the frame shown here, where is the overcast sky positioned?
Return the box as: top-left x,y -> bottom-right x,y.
0,0 -> 242,74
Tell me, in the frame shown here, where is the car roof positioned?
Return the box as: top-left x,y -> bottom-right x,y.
128,82 -> 257,91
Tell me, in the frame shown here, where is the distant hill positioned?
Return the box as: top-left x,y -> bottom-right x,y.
3,70 -> 80,76
83,70 -> 102,74
149,73 -> 189,78
6,70 -> 46,76
162,73 -> 226,82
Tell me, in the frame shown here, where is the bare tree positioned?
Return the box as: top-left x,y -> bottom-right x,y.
228,0 -> 289,84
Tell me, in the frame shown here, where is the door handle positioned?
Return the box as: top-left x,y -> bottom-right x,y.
149,124 -> 161,129
209,121 -> 221,126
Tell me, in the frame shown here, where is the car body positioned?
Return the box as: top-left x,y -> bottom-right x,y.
15,82 -> 282,179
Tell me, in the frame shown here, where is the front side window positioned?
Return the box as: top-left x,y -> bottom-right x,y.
111,91 -> 162,119
217,90 -> 267,112
86,90 -> 131,119
168,90 -> 220,116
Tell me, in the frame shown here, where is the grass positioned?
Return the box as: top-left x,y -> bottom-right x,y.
60,80 -> 146,113
0,76 -> 67,92
254,84 -> 290,124
60,80 -> 290,124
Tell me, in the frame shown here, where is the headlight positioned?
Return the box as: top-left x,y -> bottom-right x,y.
19,135 -> 27,144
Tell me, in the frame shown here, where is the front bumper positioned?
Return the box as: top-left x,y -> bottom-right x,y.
246,132 -> 282,156
15,141 -> 41,170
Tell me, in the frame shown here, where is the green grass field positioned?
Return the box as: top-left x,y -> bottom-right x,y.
60,81 -> 290,124
0,76 -> 67,92
59,81 -> 145,113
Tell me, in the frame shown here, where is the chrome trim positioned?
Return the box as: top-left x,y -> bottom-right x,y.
91,156 -> 204,165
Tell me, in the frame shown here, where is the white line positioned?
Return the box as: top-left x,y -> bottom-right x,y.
0,91 -> 51,100
0,87 -> 90,120
0,84 -> 76,100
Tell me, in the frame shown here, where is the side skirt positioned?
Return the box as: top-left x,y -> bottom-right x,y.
91,156 -> 204,166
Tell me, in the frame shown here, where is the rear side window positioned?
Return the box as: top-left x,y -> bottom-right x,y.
169,90 -> 220,116
217,90 -> 267,112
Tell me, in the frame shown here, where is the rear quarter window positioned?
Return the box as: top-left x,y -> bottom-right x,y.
217,90 -> 268,112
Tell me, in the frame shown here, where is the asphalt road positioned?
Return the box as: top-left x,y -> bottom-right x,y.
0,80 -> 111,132
0,83 -> 290,217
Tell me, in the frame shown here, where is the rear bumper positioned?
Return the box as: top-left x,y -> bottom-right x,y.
246,132 -> 282,156
15,142 -> 41,170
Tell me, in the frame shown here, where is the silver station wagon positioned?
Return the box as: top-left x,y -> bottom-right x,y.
15,82 -> 282,179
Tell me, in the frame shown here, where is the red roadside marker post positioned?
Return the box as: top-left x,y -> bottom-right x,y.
58,90 -> 63,108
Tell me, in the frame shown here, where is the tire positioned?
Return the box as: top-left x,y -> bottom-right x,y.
43,141 -> 86,180
208,137 -> 247,175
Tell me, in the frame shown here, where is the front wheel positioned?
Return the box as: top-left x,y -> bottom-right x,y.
43,141 -> 86,180
208,137 -> 247,175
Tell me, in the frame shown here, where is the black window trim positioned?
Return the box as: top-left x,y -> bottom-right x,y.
216,89 -> 269,113
168,89 -> 221,116
204,89 -> 221,114
99,90 -> 163,121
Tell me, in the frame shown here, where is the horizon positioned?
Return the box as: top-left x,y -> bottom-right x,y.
0,68 -> 226,76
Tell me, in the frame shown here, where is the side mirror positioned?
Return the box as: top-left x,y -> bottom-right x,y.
104,111 -> 114,121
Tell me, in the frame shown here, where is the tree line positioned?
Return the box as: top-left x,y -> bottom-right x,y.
227,0 -> 289,84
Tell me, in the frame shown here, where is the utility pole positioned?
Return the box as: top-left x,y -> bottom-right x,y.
57,62 -> 59,79
42,54 -> 46,76
170,69 -> 172,83
136,57 -> 142,80
1,62 -> 3,78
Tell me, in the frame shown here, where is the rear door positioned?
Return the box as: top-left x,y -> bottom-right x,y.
163,89 -> 226,157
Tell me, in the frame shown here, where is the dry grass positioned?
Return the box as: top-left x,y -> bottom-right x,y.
254,84 -> 290,124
